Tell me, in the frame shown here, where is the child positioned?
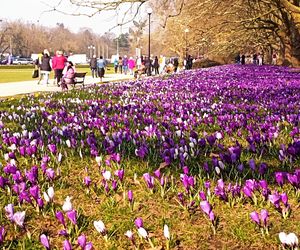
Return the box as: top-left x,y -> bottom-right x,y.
61,61 -> 75,90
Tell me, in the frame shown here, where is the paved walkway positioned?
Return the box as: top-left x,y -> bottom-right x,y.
0,74 -> 134,98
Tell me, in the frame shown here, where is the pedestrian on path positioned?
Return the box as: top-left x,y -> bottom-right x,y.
122,55 -> 129,75
128,57 -> 136,75
52,50 -> 67,86
153,56 -> 159,75
118,57 -> 123,74
97,56 -> 106,82
90,55 -> 98,78
38,49 -> 52,85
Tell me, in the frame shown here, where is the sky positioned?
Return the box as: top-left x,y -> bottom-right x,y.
0,0 -> 146,34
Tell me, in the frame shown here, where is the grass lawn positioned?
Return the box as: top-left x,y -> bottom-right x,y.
0,65 -> 114,83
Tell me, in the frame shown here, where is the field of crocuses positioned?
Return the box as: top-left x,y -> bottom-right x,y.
0,64 -> 299,249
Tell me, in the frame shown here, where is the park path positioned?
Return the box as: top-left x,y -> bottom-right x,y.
0,74 -> 134,98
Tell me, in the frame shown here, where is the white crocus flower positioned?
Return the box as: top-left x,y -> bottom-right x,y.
62,196 -> 73,212
47,187 -> 54,200
138,227 -> 148,239
94,220 -> 106,234
279,232 -> 288,244
103,170 -> 111,181
124,230 -> 134,240
164,224 -> 170,239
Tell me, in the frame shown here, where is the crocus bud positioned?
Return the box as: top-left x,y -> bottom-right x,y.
163,224 -> 170,239
77,234 -> 86,249
63,239 -> 72,250
250,211 -> 260,225
134,217 -> 143,228
94,220 -> 107,235
40,234 -> 50,250
56,211 -> 66,227
128,190 -> 133,203
137,227 -> 148,239
67,210 -> 77,225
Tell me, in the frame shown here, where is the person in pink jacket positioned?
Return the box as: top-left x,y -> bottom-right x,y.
128,57 -> 136,75
61,61 -> 75,90
52,50 -> 67,86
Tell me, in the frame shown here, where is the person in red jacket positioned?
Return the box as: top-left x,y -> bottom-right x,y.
52,50 -> 67,86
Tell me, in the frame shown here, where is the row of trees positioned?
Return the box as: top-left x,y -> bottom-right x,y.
0,20 -> 131,58
156,0 -> 300,65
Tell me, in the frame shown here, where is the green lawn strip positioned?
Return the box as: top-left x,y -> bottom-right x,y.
0,65 -> 115,83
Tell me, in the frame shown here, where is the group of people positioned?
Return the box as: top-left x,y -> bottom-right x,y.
109,55 -> 193,79
35,49 -> 76,89
235,53 -> 264,65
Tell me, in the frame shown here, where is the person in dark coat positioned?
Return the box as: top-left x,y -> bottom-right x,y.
241,54 -> 246,65
173,57 -> 179,72
186,55 -> 193,70
89,55 -> 98,78
38,49 -> 52,85
153,56 -> 159,75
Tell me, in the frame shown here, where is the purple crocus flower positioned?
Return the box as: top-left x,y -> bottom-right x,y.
134,217 -> 143,228
115,169 -> 124,181
63,239 -> 72,250
249,159 -> 256,171
250,211 -> 260,225
182,166 -> 189,174
40,234 -> 50,250
56,211 -> 66,228
67,210 -> 77,225
258,163 -> 268,175
154,169 -> 161,179
45,168 -> 55,180
242,186 -> 253,198
199,191 -> 207,201
274,172 -> 285,186
112,180 -> 118,191
5,204 -> 14,221
84,176 -> 91,187
0,226 -> 5,244
200,201 -> 211,215
281,193 -> 289,206
143,173 -> 155,189
13,211 -> 26,227
260,209 -> 269,227
29,185 -> 40,201
59,230 -> 69,237
77,234 -> 86,249
0,176 -> 8,189
48,144 -> 57,154
269,193 -> 281,208
37,198 -> 44,209
128,190 -> 133,203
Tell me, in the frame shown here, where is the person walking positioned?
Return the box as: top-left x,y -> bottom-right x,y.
38,49 -> 52,85
159,55 -> 166,74
52,50 -> 67,86
97,56 -> 106,82
173,57 -> 179,72
258,53 -> 263,65
122,55 -> 128,75
241,54 -> 246,65
113,57 -> 119,73
128,57 -> 136,75
118,56 -> 123,74
186,55 -> 193,70
89,55 -> 98,78
153,56 -> 159,75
